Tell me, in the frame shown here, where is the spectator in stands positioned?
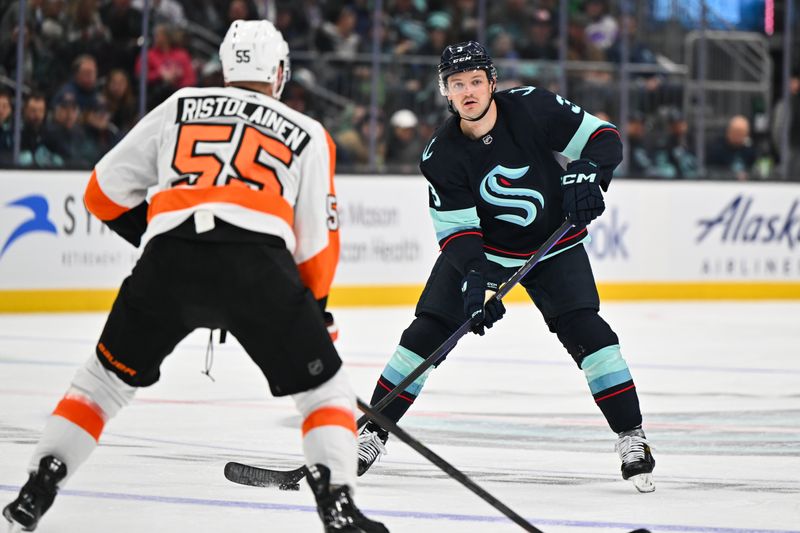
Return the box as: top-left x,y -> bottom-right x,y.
135,23 -> 196,108
52,54 -> 101,115
772,71 -> 800,180
43,90 -> 92,168
65,0 -> 111,67
100,0 -> 143,72
83,95 -> 120,163
567,14 -> 613,115
583,0 -> 618,52
521,8 -> 558,61
0,18 -> 34,85
418,11 -> 451,56
132,0 -> 187,28
707,115 -> 756,181
224,0 -> 258,30
18,92 -> 63,168
103,68 -> 137,133
447,0 -> 480,42
487,0 -> 533,45
0,90 -> 13,163
651,108 -> 698,179
314,4 -> 360,59
624,111 -> 654,177
275,5 -> 312,53
385,108 -> 424,173
334,106 -> 385,169
606,15 -> 678,115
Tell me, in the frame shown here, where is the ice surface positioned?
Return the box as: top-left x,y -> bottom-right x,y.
1,302 -> 799,532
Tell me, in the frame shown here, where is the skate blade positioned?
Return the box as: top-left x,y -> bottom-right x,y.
630,473 -> 655,493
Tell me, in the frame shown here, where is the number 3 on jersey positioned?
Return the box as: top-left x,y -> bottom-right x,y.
171,123 -> 293,195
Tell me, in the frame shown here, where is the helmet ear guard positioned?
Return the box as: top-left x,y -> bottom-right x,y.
437,40 -> 497,97
220,19 -> 291,99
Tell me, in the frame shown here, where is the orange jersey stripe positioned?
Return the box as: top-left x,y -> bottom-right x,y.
149,186 -> 294,226
297,131 -> 340,299
84,170 -> 130,221
52,395 -> 106,442
301,406 -> 356,437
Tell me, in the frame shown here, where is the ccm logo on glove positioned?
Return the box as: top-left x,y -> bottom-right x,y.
560,171 -> 597,185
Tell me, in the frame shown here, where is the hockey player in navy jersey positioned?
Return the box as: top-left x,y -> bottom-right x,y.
357,41 -> 655,493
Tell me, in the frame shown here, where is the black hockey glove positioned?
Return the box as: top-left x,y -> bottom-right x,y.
461,270 -> 506,336
560,159 -> 605,227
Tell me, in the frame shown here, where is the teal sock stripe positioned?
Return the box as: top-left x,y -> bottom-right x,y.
580,344 -> 632,395
380,345 -> 433,396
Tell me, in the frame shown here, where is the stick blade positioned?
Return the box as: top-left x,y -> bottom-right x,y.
223,462 -> 305,490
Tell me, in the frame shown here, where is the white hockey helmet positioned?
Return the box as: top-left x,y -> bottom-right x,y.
219,19 -> 290,98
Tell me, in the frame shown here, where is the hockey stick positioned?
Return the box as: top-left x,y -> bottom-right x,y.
357,219 -> 575,426
224,220 -> 575,489
356,398 -> 543,532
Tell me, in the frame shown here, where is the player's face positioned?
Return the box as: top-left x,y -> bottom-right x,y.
446,70 -> 492,119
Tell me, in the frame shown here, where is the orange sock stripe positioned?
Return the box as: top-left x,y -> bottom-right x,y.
302,406 -> 356,437
52,395 -> 106,442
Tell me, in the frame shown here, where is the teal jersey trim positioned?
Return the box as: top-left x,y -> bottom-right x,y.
430,206 -> 481,241
381,345 -> 433,396
560,113 -> 615,161
484,235 -> 589,268
580,344 -> 632,395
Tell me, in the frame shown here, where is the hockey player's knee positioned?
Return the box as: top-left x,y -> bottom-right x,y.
580,344 -> 632,394
60,355 -> 137,432
399,314 -> 455,366
380,345 -> 433,397
292,368 -> 355,418
548,308 -> 619,366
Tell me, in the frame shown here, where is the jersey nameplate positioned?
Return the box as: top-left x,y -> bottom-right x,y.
176,96 -> 310,155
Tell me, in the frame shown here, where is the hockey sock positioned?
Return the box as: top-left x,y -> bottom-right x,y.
292,369 -> 357,490
369,345 -> 433,423
30,355 -> 136,483
580,345 -> 642,433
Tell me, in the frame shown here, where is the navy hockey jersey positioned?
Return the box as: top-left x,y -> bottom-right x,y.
420,86 -> 622,272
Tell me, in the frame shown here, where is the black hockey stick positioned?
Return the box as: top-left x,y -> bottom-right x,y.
224,220 -> 575,489
356,398 -> 543,532
356,219 -> 575,426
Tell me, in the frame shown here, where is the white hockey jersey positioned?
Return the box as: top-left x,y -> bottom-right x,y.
84,85 -> 339,300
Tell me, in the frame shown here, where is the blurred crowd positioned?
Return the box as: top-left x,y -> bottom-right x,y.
0,0 -> 797,179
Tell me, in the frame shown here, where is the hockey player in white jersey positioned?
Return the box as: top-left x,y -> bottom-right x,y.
3,20 -> 388,533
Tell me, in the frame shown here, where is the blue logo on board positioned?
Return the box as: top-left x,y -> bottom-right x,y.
1,195 -> 57,258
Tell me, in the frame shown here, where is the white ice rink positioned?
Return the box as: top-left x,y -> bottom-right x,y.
1,302 -> 799,533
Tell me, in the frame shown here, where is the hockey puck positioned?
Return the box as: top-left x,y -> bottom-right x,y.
279,482 -> 301,491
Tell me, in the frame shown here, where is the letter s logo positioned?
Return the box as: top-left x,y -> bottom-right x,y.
479,165 -> 544,227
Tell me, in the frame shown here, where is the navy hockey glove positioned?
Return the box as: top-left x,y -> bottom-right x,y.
560,159 -> 605,227
461,270 -> 506,336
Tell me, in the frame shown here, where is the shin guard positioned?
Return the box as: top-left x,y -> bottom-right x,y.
292,369 -> 357,490
30,355 -> 137,483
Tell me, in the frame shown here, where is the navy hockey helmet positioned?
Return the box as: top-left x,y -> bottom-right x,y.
437,41 -> 497,96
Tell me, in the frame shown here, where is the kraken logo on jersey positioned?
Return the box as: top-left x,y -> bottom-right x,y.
479,165 -> 544,227
422,137 -> 437,161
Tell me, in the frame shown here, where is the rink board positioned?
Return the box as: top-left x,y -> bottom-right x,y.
0,171 -> 799,311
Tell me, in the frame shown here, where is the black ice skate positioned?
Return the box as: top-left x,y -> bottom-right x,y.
357,422 -> 388,476
306,463 -> 389,532
615,428 -> 656,493
3,455 -> 67,532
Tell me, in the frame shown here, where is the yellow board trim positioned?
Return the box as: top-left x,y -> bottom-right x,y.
1,282 -> 800,312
